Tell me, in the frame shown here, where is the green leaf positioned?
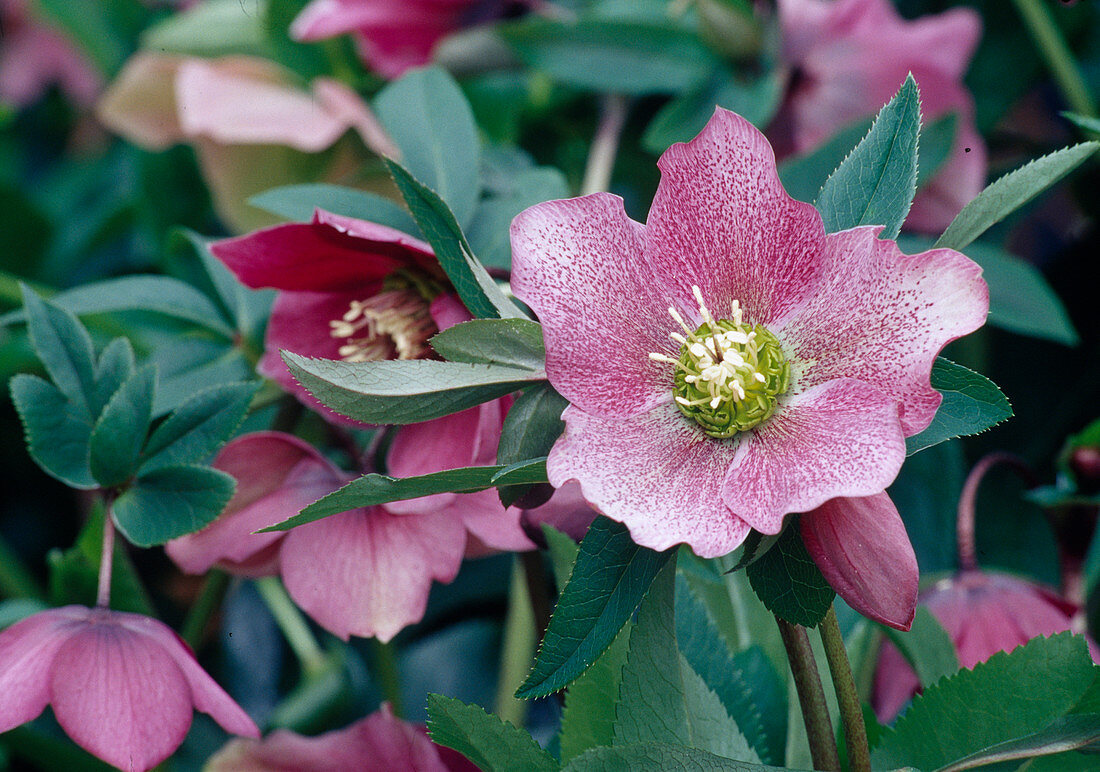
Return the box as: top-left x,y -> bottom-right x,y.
140,382 -> 259,473
89,365 -> 156,488
516,517 -> 674,698
871,633 -> 1097,771
91,338 -> 136,417
374,67 -> 482,228
495,383 -> 567,506
430,318 -> 546,370
501,18 -> 718,95
935,715 -> 1100,772
283,354 -> 540,424
489,458 -> 549,487
778,118 -> 874,204
426,694 -> 557,772
112,465 -> 236,547
562,743 -> 786,772
140,0 -> 269,58
466,167 -> 570,270
10,374 -> 96,489
816,74 -> 920,239
151,339 -> 256,418
20,286 -> 96,418
1062,112 -> 1100,135
745,521 -> 834,628
935,141 -> 1100,251
615,559 -> 761,762
915,112 -> 957,189
905,358 -> 1013,455
384,159 -> 524,320
879,606 -> 960,690
248,184 -> 421,236
262,460 -> 548,531
560,621 -> 633,762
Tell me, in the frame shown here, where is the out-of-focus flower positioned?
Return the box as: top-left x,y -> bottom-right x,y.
167,430 -> 532,642
510,107 -> 988,629
206,703 -> 476,771
0,0 -> 101,107
774,0 -> 986,232
291,0 -> 520,79
520,480 -> 599,543
0,606 -> 258,772
96,53 -> 395,231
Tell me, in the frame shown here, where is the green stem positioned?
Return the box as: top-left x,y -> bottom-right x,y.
0,533 -> 45,601
819,607 -> 870,772
1011,0 -> 1098,119
180,570 -> 231,650
255,576 -> 327,678
369,639 -> 404,717
96,501 -> 116,608
580,94 -> 630,196
494,557 -> 536,727
776,615 -> 840,772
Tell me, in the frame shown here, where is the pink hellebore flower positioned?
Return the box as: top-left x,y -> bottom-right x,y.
0,606 -> 258,772
872,570 -> 1100,720
775,0 -> 986,232
510,108 -> 988,630
167,430 -> 532,642
206,703 -> 476,771
0,0 -> 102,107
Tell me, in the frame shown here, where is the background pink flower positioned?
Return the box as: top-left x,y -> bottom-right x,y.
0,0 -> 101,107
774,0 -> 986,232
0,606 -> 258,771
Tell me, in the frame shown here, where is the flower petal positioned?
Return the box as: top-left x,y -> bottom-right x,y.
446,488 -> 534,555
548,403 -> 751,558
801,493 -> 918,630
510,194 -> 676,417
644,108 -> 826,327
722,378 -> 906,534
777,227 -> 987,436
521,481 -> 599,542
95,52 -> 185,149
0,606 -> 85,732
281,508 -> 467,641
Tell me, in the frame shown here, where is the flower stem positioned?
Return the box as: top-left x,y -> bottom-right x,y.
369,639 -> 404,717
255,576 -> 327,678
495,557 -> 536,727
580,94 -> 630,196
819,607 -> 870,772
958,452 -> 1037,571
1011,0 -> 1098,119
96,502 -> 116,608
180,569 -> 231,650
775,615 -> 840,772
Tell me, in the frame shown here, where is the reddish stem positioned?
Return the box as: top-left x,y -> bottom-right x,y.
957,452 -> 1038,571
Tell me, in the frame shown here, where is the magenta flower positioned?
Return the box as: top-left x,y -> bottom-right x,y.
510,108 -> 987,629
206,703 -> 475,771
774,0 -> 986,232
0,606 -> 258,771
167,430 -> 532,641
0,0 -> 101,108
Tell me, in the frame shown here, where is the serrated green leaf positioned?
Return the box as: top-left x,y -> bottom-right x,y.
544,524 -> 581,589
563,743 -> 789,772
816,74 -> 920,239
20,286 -> 96,418
489,458 -> 549,486
496,383 -> 567,506
283,354 -> 539,424
879,606 -> 960,690
140,0 -> 268,57
466,167 -> 570,269
374,67 -> 481,228
89,365 -> 156,488
91,338 -> 136,417
516,517 -> 674,698
935,715 -> 1100,772
872,633 -> 1097,771
384,159 -> 524,320
560,620 -> 633,762
745,521 -> 834,628
502,18 -> 718,95
935,142 -> 1100,251
248,184 -> 421,236
905,358 -> 1013,455
426,694 -> 557,772
725,530 -> 782,573
112,465 -> 236,547
140,382 -> 259,473
10,374 -> 96,489
778,118 -> 874,204
430,318 -> 545,369
915,112 -> 957,189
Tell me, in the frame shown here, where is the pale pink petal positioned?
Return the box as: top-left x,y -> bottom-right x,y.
521,480 -> 599,542
95,52 -> 185,149
549,403 -> 751,558
510,194 -> 677,418
445,488 -> 535,554
281,508 -> 467,641
312,77 -> 400,158
801,493 -> 918,630
644,108 -> 826,328
0,607 -> 85,732
722,379 -> 906,535
0,22 -> 101,107
777,227 -> 987,436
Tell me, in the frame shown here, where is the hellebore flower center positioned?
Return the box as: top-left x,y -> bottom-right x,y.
329,269 -> 443,362
650,286 -> 790,438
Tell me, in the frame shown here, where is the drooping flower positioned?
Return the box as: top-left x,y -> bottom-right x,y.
510,107 -> 988,629
0,0 -> 101,108
0,606 -> 258,772
96,54 -> 395,232
167,430 -> 532,642
206,703 -> 476,771
774,0 -> 986,232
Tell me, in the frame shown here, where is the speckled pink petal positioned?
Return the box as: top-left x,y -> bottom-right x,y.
281,508 -> 467,641
644,108 -> 826,328
0,606 -> 85,732
510,194 -> 677,418
776,227 -> 987,436
548,403 -> 751,558
722,379 -> 906,535
801,493 -> 918,630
